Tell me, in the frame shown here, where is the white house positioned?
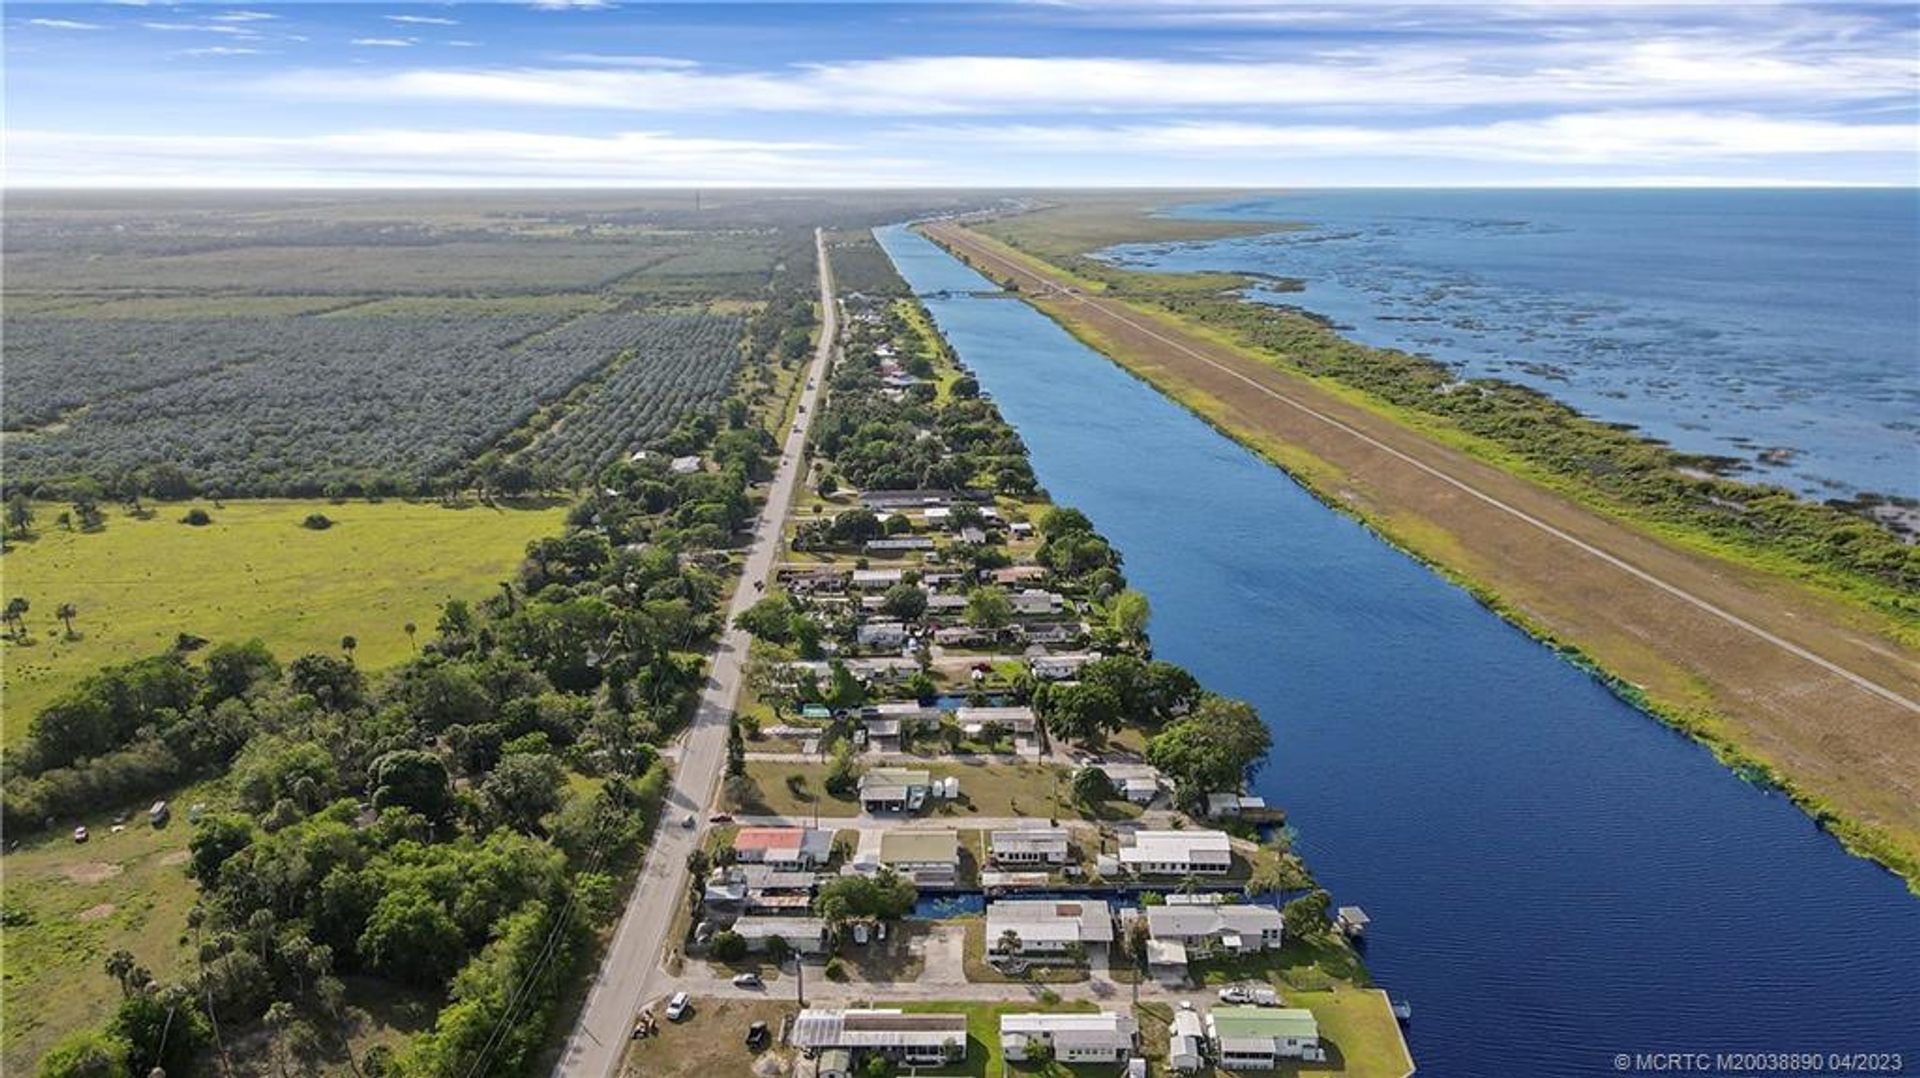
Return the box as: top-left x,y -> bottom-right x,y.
668,454 -> 703,475
1009,589 -> 1065,616
791,1009 -> 969,1068
988,825 -> 1069,867
865,537 -> 934,553
850,569 -> 904,590
986,898 -> 1114,955
1168,1009 -> 1207,1072
1090,763 -> 1166,805
859,767 -> 934,812
1031,651 -> 1098,680
1000,1012 -> 1137,1064
730,916 -> 829,955
1117,830 -> 1232,876
856,620 -> 909,649
956,705 -> 1037,737
1206,792 -> 1272,818
1145,904 -> 1285,956
1206,1007 -> 1323,1068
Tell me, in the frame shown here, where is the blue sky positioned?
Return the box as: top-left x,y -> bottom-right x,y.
5,1 -> 1917,186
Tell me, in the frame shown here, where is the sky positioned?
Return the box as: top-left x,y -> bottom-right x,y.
5,1 -> 1918,187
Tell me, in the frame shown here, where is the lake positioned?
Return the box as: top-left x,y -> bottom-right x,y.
875,222 -> 1920,1077
1101,189 -> 1920,501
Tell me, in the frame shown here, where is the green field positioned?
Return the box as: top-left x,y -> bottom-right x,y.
1,498 -> 566,736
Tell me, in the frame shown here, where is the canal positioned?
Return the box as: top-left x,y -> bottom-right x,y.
873,224 -> 1920,1076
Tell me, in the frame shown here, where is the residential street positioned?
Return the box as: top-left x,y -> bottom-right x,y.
551,229 -> 840,1078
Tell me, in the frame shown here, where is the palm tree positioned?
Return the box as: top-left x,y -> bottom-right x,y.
105,949 -> 137,996
997,928 -> 1023,958
55,602 -> 77,639
403,621 -> 418,652
3,597 -> 28,639
340,635 -> 357,662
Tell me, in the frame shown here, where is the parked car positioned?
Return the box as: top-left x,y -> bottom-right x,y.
746,1021 -> 770,1050
731,973 -> 762,989
665,992 -> 692,1021
1218,986 -> 1253,1005
72,826 -> 89,844
681,813 -> 697,829
709,812 -> 734,824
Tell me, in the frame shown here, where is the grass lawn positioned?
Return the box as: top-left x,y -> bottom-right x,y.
1187,931 -> 1372,993
0,781 -> 215,1073
621,997 -> 800,1077
1,497 -> 565,738
1134,993 -> 1410,1078
728,759 -> 1073,819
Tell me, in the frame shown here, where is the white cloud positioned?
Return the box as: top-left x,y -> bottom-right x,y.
25,17 -> 102,30
209,11 -> 276,23
181,46 -> 267,57
529,0 -> 611,9
387,14 -> 459,26
903,111 -> 1919,166
259,38 -> 1917,116
352,37 -> 417,47
549,53 -> 699,69
142,21 -> 257,36
3,127 -> 918,187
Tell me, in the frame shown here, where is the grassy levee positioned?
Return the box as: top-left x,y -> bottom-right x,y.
921,217 -> 1920,894
1,498 -> 567,735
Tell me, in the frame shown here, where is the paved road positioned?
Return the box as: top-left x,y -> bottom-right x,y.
552,229 -> 840,1078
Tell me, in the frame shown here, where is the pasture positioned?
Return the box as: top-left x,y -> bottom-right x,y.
0,498 -> 566,734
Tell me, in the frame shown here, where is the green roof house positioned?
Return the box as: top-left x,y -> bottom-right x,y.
1205,1006 -> 1323,1069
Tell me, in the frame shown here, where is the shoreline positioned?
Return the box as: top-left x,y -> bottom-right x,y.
916,216 -> 1920,895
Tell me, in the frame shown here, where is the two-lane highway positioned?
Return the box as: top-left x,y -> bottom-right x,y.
552,228 -> 839,1078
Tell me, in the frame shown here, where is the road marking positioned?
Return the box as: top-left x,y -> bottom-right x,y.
935,225 -> 1920,717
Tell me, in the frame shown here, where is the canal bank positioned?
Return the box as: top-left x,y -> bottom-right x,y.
873,223 -> 1920,1077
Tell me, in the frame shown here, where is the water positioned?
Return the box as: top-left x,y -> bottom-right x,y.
1099,189 -> 1920,501
874,223 -> 1920,1077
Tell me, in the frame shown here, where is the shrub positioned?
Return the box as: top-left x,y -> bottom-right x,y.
180,508 -> 212,526
301,513 -> 334,530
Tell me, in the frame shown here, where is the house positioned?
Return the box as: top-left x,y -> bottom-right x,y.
956,705 -> 1037,737
858,489 -> 962,511
844,657 -> 921,683
850,568 -> 904,590
859,767 -> 934,812
1145,904 -> 1284,956
933,625 -> 993,647
731,916 -> 830,955
856,620 -> 908,649
1146,939 -> 1190,986
1205,1007 -> 1323,1068
1008,521 -> 1035,539
1009,589 -> 1065,616
791,1009 -> 969,1068
957,526 -> 989,545
1030,651 -> 1097,680
991,565 -> 1048,586
986,899 -> 1113,954
1168,1009 -> 1207,1072
1117,830 -> 1233,876
988,825 -> 1069,867
1206,792 -> 1272,819
732,826 -> 835,870
1090,763 -> 1166,805
1018,621 -> 1084,646
668,454 -> 703,475
865,536 -> 934,553
924,592 -> 969,613
1000,1012 -> 1137,1064
877,829 -> 961,887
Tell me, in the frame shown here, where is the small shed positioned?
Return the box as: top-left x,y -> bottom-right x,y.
1336,906 -> 1371,937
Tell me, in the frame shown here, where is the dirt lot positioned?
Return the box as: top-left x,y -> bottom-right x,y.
621,997 -> 800,1078
925,220 -> 1920,885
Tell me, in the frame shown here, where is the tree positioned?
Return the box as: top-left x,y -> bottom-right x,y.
1043,682 -> 1123,745
288,652 -> 365,710
358,888 -> 465,987
813,869 -> 916,923
201,638 -> 280,705
964,585 -> 1012,630
823,737 -> 862,796
188,813 -> 253,881
1071,766 -> 1117,809
104,950 -> 138,997
1147,695 -> 1273,802
5,494 -> 34,536
710,930 -> 747,962
301,512 -> 334,530
735,593 -> 797,643
1107,589 -> 1151,644
180,508 -> 212,526
879,582 -> 927,621
996,928 -> 1023,956
482,752 -> 566,833
340,634 -> 358,661
4,596 -> 29,639
110,987 -> 208,1078
36,1028 -> 132,1078
726,720 -> 747,779
404,621 -> 418,651
1283,889 -> 1332,941
371,750 -> 455,823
